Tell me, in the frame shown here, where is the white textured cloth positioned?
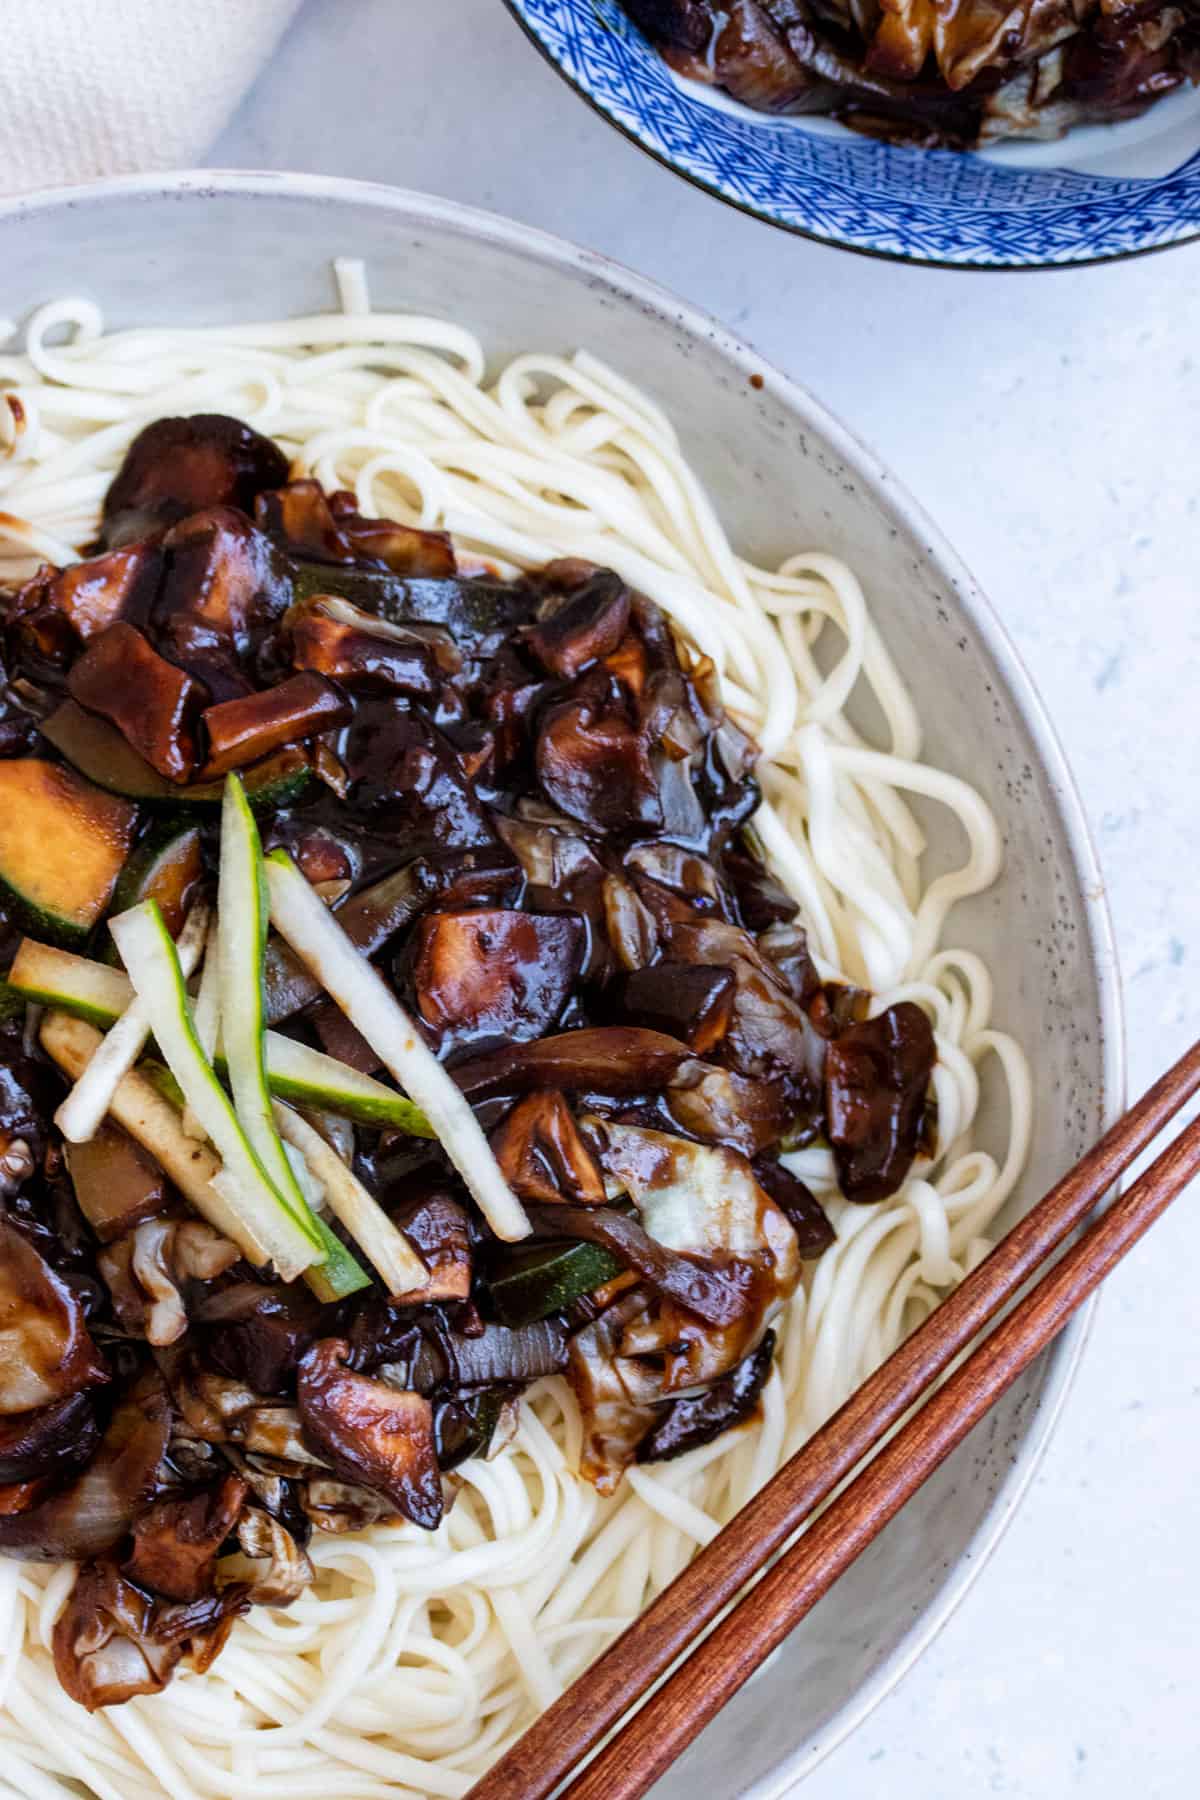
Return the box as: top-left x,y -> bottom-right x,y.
0,0 -> 302,195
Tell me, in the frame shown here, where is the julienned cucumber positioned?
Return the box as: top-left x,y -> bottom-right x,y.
109,897 -> 323,1284
264,848 -> 531,1244
7,940 -> 132,1028
6,938 -> 433,1133
263,1033 -> 434,1136
42,701 -> 312,812
217,776 -> 368,1301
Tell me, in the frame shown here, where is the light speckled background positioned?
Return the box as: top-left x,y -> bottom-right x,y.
210,4 -> 1200,1791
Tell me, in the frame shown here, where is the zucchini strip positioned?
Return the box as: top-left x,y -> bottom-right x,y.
8,937 -> 432,1132
254,1032 -> 435,1135
274,1101 -> 429,1296
55,902 -> 211,1146
217,777 -> 370,1301
109,898 -> 321,1283
9,940 -> 133,1028
39,1009 -> 271,1268
264,849 -> 531,1243
184,938 -> 223,1140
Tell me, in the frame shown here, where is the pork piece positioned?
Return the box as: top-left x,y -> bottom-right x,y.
0,1219 -> 107,1415
825,1001 -> 936,1202
257,479 -> 455,577
291,596 -> 460,698
200,671 -> 349,777
608,963 -> 736,1054
103,414 -> 289,546
389,1192 -> 472,1303
7,544 -> 162,660
123,1473 -> 248,1601
65,1124 -> 168,1243
341,703 -> 495,849
297,1338 -> 443,1528
525,569 -> 631,679
537,678 -> 663,834
67,620 -> 206,781
410,909 -> 584,1052
490,1091 -> 605,1205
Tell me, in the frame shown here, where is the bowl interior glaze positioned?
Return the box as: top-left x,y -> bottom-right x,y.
0,173 -> 1123,1796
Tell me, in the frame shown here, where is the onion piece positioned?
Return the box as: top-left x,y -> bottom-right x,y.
274,1102 -> 428,1296
108,899 -> 321,1283
264,850 -> 530,1243
41,1009 -> 272,1267
55,902 -> 210,1145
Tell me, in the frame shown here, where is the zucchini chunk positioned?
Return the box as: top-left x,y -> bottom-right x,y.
487,1241 -> 625,1327
0,760 -> 137,945
109,824 -> 203,938
41,701 -> 311,812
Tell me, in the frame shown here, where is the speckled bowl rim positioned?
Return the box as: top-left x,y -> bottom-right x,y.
0,170 -> 1126,1792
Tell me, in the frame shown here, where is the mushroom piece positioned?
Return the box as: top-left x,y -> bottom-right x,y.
824,1001 -> 936,1202
410,909 -> 584,1052
0,1391 -> 101,1484
102,414 -> 289,546
536,684 -> 663,835
257,480 -> 455,577
607,963 -> 736,1054
0,1369 -> 171,1560
199,671 -> 350,778
52,1558 -> 184,1710
0,1219 -> 108,1415
637,1328 -> 777,1464
297,1338 -> 443,1529
525,570 -> 631,679
291,596 -> 460,697
123,1473 -> 248,1602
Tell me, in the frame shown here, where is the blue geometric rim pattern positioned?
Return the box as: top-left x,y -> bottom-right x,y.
506,0 -> 1200,266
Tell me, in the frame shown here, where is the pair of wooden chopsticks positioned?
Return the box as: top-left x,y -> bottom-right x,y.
469,1037 -> 1200,1800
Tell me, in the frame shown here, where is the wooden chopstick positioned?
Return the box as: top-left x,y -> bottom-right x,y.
560,1102 -> 1200,1800
469,1037 -> 1200,1800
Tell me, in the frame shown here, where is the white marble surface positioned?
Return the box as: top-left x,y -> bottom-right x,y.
210,4 -> 1200,1792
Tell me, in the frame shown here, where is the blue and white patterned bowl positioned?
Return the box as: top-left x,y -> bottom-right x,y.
505,0 -> 1200,267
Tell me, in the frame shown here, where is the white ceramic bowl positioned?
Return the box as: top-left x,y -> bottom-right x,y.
0,172 -> 1123,1796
